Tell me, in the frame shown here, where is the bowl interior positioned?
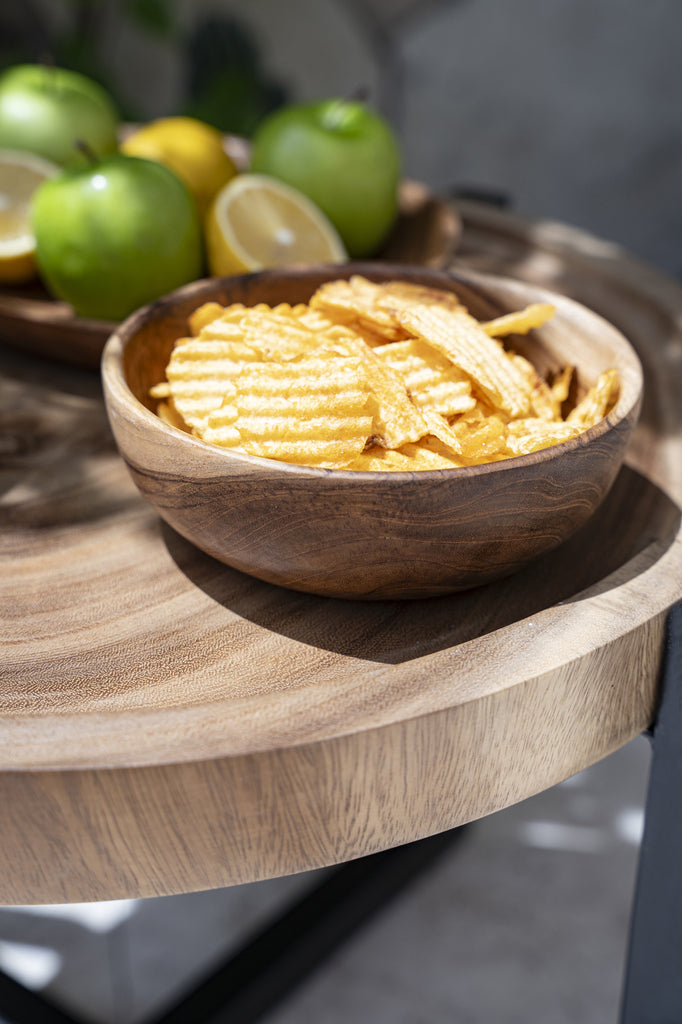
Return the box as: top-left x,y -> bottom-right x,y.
117,263 -> 641,436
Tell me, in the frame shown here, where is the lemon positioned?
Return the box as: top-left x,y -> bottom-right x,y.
121,116 -> 237,216
205,173 -> 347,276
0,149 -> 58,283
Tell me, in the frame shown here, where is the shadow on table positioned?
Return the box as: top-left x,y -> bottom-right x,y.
0,346 -> 144,532
164,465 -> 680,664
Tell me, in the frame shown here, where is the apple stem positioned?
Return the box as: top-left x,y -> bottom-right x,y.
74,138 -> 99,165
321,88 -> 370,132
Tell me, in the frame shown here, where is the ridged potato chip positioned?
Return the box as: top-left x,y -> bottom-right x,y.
398,304 -> 532,418
151,278 -> 620,472
202,356 -> 372,467
310,275 -> 409,342
360,345 -> 431,449
164,337 -> 256,432
188,301 -> 229,335
374,337 -> 475,417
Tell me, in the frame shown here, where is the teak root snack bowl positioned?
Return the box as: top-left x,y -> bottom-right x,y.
101,263 -> 643,599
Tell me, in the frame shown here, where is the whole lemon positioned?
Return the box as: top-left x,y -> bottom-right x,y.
121,116 -> 237,216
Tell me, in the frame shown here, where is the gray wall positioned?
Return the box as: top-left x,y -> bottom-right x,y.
199,0 -> 682,276
30,0 -> 682,277
395,0 -> 682,277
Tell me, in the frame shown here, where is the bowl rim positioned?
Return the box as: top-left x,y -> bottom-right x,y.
101,262 -> 644,482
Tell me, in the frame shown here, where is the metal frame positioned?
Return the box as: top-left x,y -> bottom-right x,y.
0,605 -> 679,1024
620,601 -> 682,1023
0,968 -> 92,1024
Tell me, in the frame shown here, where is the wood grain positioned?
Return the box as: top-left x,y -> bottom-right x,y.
0,205 -> 680,904
103,264 -> 643,599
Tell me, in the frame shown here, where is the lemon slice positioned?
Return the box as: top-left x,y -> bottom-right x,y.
0,149 -> 59,284
205,173 -> 347,276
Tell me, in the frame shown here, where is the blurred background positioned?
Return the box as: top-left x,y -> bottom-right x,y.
0,1 -> 676,1021
2,0 -> 681,275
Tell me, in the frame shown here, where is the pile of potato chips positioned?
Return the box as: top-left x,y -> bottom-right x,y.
150,276 -> 619,471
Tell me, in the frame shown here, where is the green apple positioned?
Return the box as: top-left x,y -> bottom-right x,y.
31,153 -> 204,320
0,64 -> 119,167
250,98 -> 401,258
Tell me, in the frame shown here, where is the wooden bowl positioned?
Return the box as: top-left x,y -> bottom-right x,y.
101,263 -> 643,599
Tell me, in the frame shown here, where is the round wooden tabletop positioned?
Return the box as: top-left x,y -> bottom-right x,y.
1,201 -> 680,905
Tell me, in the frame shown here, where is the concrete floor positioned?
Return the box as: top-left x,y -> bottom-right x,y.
0,734 -> 651,1024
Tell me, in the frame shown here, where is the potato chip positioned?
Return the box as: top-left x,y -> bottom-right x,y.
530,380 -> 564,421
345,446 -> 415,472
188,301 -> 229,335
196,319 -> 249,342
359,345 -> 431,449
419,408 -> 465,455
505,418 -> 582,456
401,436 -> 466,469
195,400 -> 241,448
347,436 -> 464,472
375,280 -> 461,315
509,354 -> 566,422
165,336 -> 258,430
310,275 -> 409,342
156,396 -> 192,433
551,365 -> 574,409
153,277 -> 620,472
398,304 -> 532,417
226,308 -> 320,360
567,369 -> 619,429
149,380 -> 171,400
295,306 -> 342,332
448,403 -> 510,464
309,276 -> 464,347
374,337 -> 475,417
201,356 -> 372,467
482,303 -> 556,338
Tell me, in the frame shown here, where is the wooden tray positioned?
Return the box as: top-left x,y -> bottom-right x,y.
1,201 -> 680,906
0,178 -> 461,370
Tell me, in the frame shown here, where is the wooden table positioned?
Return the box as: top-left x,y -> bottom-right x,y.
1,202 -> 680,914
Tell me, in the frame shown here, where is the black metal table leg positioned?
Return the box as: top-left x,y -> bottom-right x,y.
0,968 -> 93,1024
147,827 -> 465,1024
620,602 -> 682,1023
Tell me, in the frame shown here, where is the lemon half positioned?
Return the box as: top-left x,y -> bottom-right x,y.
205,173 -> 347,276
0,149 -> 59,284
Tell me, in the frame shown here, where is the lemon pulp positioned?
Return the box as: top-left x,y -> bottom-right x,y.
0,149 -> 58,283
205,173 -> 347,276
